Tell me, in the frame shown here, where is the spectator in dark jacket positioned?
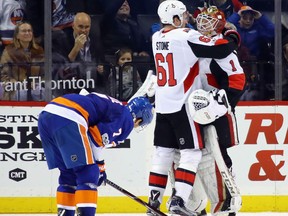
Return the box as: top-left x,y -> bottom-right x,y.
227,5 -> 275,60
101,0 -> 149,57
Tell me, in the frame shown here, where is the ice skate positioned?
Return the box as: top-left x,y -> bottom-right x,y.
168,195 -> 198,216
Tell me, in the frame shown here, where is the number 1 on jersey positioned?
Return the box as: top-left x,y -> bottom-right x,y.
155,53 -> 177,86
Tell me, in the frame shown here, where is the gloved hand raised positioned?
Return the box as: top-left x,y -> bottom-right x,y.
96,160 -> 107,186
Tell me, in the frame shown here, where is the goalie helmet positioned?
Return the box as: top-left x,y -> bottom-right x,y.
196,6 -> 226,36
157,0 -> 186,26
127,96 -> 154,131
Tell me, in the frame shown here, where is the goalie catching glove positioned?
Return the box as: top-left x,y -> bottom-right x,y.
188,89 -> 231,125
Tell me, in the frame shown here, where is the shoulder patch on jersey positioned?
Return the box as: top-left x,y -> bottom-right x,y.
183,28 -> 191,33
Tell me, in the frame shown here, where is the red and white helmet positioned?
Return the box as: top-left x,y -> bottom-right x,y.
196,6 -> 226,36
157,0 -> 186,27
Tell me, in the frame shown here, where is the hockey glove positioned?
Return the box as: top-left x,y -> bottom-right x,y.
222,28 -> 241,47
96,160 -> 107,186
188,89 -> 231,125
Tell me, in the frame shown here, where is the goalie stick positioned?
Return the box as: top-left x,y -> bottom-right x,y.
106,179 -> 167,216
128,70 -> 157,103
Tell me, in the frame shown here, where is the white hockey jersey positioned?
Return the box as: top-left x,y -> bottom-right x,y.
0,0 -> 26,45
199,34 -> 245,92
152,28 -> 237,114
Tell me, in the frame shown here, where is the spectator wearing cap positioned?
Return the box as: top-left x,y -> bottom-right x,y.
228,5 -> 275,101
227,5 -> 275,60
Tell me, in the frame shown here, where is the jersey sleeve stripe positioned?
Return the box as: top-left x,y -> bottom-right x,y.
52,97 -> 89,122
89,125 -> 104,147
184,62 -> 199,93
228,73 -> 246,90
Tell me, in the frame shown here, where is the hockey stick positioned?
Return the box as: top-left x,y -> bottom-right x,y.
105,179 -> 167,216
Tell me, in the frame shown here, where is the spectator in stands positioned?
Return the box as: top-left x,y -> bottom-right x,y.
108,47 -> 143,101
227,5 -> 275,60
64,0 -> 105,15
51,12 -> 106,96
0,0 -> 26,54
227,5 -> 275,101
0,22 -> 44,101
101,0 -> 149,57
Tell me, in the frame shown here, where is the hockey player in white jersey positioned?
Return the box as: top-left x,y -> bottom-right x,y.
146,1 -> 241,216
169,6 -> 245,216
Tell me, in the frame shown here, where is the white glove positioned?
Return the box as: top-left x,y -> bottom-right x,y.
188,89 -> 231,125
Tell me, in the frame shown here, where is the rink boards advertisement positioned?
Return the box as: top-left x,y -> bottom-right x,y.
0,102 -> 287,213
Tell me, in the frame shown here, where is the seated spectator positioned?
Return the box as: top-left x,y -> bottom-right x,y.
0,0 -> 26,54
101,0 -> 149,57
227,5 -> 275,60
52,12 -> 106,96
0,22 -> 44,101
108,47 -> 143,101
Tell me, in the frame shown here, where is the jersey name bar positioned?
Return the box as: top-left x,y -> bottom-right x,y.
156,41 -> 170,50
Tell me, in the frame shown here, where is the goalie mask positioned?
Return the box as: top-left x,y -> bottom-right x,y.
196,6 -> 226,37
127,96 -> 154,131
157,0 -> 186,27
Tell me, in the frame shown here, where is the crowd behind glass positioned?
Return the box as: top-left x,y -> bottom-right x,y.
0,0 -> 287,101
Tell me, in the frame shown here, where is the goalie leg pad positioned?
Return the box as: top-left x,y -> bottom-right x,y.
204,125 -> 240,197
186,173 -> 208,213
204,125 -> 242,215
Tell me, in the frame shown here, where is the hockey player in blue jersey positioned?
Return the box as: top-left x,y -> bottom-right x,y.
37,89 -> 154,216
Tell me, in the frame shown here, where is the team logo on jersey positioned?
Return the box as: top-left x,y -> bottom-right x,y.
10,8 -> 25,25
183,28 -> 191,33
179,138 -> 185,145
71,155 -> 77,162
